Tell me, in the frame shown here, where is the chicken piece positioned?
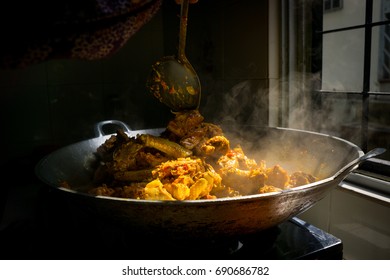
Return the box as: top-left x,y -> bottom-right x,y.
166,109 -> 204,138
144,179 -> 175,200
218,167 -> 267,195
215,145 -> 267,195
217,145 -> 259,171
109,140 -> 143,171
164,175 -> 193,200
135,150 -> 169,169
92,164 -> 112,184
289,171 -> 317,188
199,135 -> 230,159
165,182 -> 191,200
150,157 -> 223,200
88,184 -> 116,197
187,178 -> 212,200
95,129 -> 130,161
179,122 -> 223,147
114,183 -> 146,199
95,135 -> 117,161
164,110 -> 225,156
265,165 -> 290,189
152,157 -> 206,179
179,127 -> 206,149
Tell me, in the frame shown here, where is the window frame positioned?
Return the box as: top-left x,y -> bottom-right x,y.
324,0 -> 343,13
274,0 -> 390,200
319,0 -> 390,199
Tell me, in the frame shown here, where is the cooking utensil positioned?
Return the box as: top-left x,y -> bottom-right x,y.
146,0 -> 201,112
35,120 -> 385,240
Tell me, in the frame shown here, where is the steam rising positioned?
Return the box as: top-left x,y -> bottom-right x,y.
200,74 -> 363,178
202,79 -> 268,129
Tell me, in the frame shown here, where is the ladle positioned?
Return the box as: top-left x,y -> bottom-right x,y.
146,0 -> 201,112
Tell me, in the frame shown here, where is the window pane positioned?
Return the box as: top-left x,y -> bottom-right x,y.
324,0 -> 331,11
315,93 -> 361,142
368,95 -> 390,161
314,94 -> 390,161
323,0 -> 365,30
322,29 -> 365,92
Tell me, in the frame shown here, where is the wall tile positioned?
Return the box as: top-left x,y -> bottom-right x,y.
330,188 -> 390,259
298,187 -> 390,259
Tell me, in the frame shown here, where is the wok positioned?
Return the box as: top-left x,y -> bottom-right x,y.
35,120 -> 381,240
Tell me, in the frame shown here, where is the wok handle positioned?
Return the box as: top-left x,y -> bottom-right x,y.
333,147 -> 386,181
94,120 -> 132,137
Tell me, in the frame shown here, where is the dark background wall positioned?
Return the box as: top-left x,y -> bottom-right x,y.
0,0 -> 269,177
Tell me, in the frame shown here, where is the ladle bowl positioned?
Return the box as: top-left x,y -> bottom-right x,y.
146,0 -> 201,112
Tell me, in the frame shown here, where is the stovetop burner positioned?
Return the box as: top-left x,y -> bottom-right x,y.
0,183 -> 343,260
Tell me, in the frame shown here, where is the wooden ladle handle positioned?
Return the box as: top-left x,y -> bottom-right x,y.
178,0 -> 189,61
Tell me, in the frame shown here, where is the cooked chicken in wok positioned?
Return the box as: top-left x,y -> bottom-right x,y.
62,110 -> 317,200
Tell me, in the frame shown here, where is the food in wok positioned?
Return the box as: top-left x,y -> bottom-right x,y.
61,110 -> 317,200
36,113 -> 370,238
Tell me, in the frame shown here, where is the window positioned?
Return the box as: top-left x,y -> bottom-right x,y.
379,1 -> 390,81
324,0 -> 343,12
275,0 -> 390,198
320,0 -> 390,196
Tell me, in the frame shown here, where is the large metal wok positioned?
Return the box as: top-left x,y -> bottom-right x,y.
35,120 -> 382,240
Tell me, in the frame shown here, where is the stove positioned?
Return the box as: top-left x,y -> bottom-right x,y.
0,181 -> 343,260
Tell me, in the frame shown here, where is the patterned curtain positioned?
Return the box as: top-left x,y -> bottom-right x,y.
0,0 -> 162,69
